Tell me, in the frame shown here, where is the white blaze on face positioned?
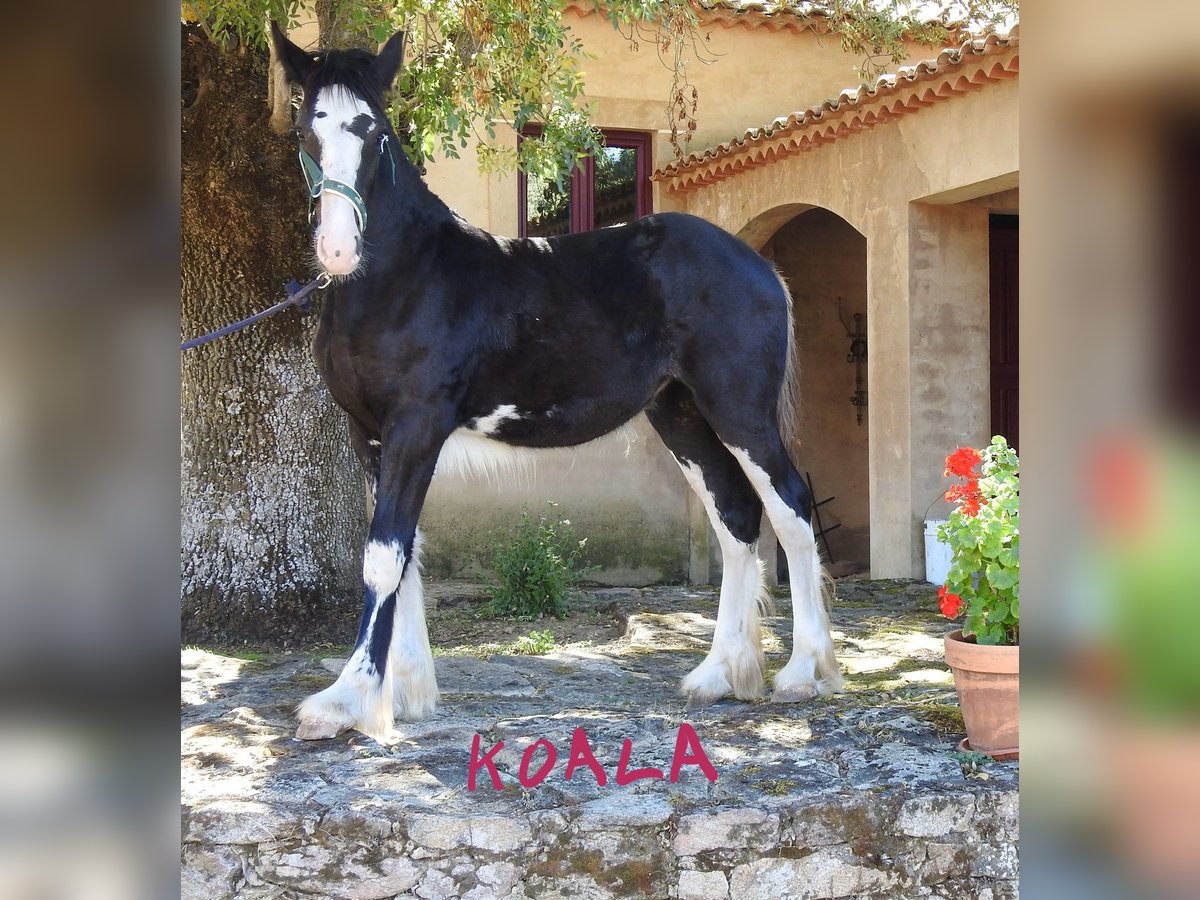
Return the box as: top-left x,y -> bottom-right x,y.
312,87 -> 375,275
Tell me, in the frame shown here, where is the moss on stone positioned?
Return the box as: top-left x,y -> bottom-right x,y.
761,778 -> 800,796
286,672 -> 336,690
811,798 -> 903,859
834,597 -> 886,608
530,845 -> 604,881
920,702 -> 966,735
775,845 -> 818,860
529,833 -> 666,895
846,657 -> 947,693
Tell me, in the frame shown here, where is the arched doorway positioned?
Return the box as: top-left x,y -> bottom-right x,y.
745,207 -> 870,574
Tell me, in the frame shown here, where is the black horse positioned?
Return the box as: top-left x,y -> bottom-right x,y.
270,24 -> 842,742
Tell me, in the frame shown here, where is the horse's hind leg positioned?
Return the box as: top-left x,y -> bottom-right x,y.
647,382 -> 768,708
719,435 -> 843,701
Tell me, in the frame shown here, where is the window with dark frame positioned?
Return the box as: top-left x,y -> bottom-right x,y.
519,129 -> 653,238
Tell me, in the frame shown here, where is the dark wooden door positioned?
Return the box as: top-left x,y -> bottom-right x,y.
990,215 -> 1019,452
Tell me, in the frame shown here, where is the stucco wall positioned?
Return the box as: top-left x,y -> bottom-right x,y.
767,209 -> 870,570
908,203 -> 993,530
421,419 -> 691,585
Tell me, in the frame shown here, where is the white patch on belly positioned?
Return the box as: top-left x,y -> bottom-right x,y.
436,430 -> 537,483
435,414 -> 648,484
470,404 -> 523,435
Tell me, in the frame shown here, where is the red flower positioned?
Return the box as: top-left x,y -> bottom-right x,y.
1089,437 -> 1150,538
938,585 -> 964,618
944,447 -> 982,479
945,480 -> 984,516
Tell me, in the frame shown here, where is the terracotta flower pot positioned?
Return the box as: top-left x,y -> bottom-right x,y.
943,629 -> 1019,758
1106,723 -> 1200,890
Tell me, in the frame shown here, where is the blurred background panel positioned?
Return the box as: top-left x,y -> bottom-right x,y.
0,0 -> 178,897
1023,1 -> 1200,897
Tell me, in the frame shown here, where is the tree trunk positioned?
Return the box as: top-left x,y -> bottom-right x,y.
181,24 -> 367,646
316,0 -> 382,50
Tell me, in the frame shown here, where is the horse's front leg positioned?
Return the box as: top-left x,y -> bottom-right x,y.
388,526 -> 437,722
296,415 -> 446,743
346,416 -> 382,510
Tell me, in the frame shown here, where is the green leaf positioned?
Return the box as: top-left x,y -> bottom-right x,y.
986,562 -> 1017,591
974,623 -> 1004,645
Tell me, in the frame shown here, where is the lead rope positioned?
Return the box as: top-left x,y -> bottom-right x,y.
180,274 -> 331,351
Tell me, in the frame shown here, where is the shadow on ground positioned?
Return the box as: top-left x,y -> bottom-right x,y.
182,578 -> 1018,899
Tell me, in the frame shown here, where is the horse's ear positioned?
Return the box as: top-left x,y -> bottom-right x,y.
270,21 -> 314,87
373,31 -> 406,91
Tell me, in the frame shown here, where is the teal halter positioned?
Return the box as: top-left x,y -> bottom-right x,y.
298,133 -> 397,231
298,145 -> 369,231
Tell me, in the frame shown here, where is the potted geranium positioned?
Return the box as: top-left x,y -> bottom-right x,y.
936,435 -> 1019,758
1086,436 -> 1200,889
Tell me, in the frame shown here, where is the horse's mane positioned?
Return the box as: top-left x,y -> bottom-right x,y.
306,48 -> 390,113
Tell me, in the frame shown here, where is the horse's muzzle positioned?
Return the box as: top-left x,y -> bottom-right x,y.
317,231 -> 362,276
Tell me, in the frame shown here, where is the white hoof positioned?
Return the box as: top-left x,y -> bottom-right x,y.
770,682 -> 818,703
771,654 -> 844,704
682,646 -> 764,708
295,663 -> 395,743
296,685 -> 357,740
683,665 -> 733,710
295,710 -> 352,740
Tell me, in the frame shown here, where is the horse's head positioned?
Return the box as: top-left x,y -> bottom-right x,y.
270,23 -> 406,278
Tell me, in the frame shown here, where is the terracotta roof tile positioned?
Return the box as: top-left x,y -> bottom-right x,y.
565,0 -> 828,33
568,1 -> 994,36
654,27 -> 1019,191
690,0 -> 830,33
691,1 -> 1009,35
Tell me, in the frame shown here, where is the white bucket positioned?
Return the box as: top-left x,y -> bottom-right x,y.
924,518 -> 951,585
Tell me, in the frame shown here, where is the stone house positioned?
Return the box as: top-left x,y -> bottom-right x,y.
289,5 -> 1019,584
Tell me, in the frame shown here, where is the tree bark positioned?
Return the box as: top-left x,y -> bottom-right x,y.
316,0 -> 386,50
181,24 -> 367,645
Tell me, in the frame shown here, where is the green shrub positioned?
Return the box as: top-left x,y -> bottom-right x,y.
510,629 -> 556,655
487,509 -> 590,619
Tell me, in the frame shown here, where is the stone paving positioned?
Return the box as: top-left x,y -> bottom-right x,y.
181,578 -> 1018,899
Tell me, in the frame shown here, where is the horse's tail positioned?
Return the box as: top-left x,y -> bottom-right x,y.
774,270 -> 802,467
